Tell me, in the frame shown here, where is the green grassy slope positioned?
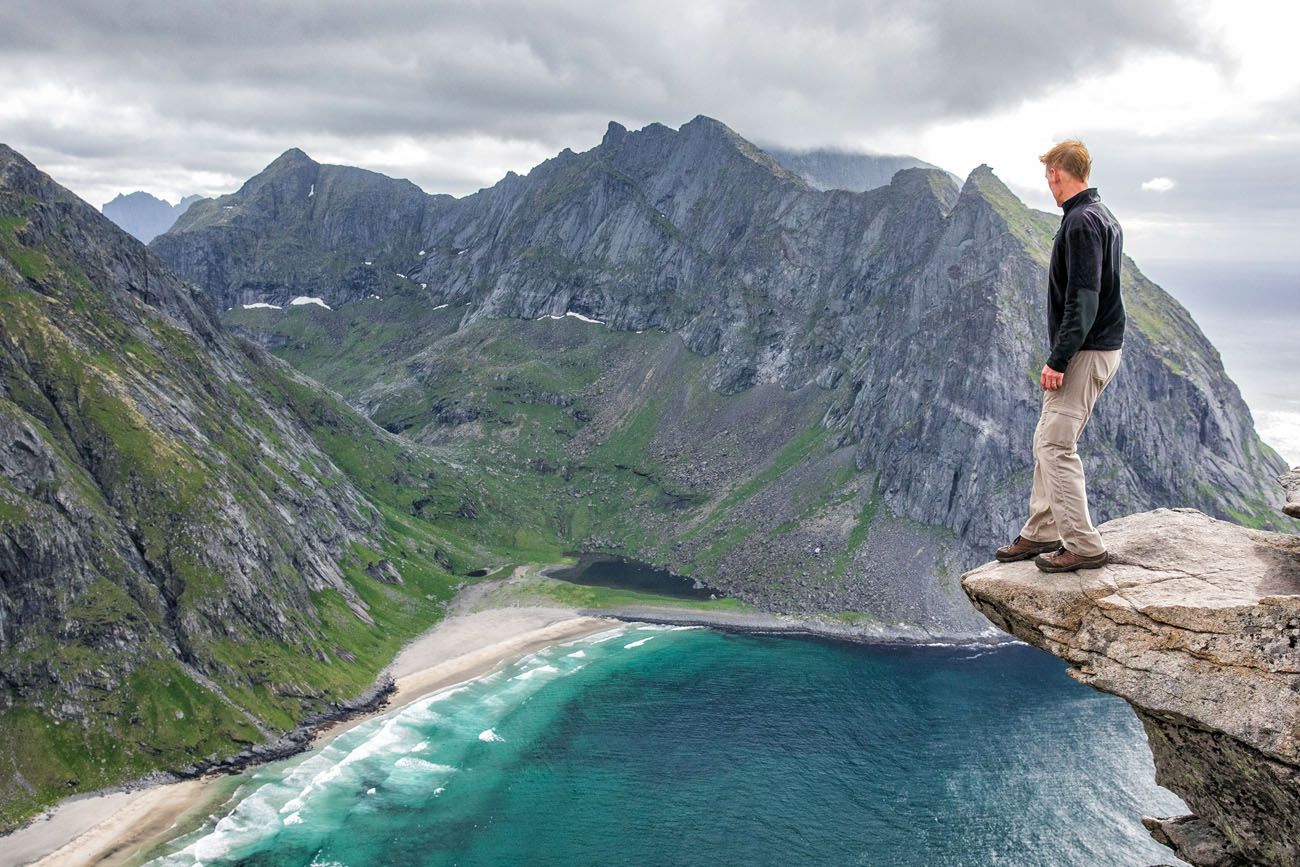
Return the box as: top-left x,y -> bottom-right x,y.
0,159 -> 548,830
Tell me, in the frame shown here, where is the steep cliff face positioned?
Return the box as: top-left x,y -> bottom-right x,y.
0,144 -> 504,830
153,115 -> 1288,632
963,508 -> 1300,866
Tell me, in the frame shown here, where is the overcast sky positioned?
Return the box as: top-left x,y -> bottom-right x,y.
2,0 -> 1296,457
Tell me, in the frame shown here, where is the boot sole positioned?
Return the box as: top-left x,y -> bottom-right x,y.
1035,553 -> 1108,573
995,544 -> 1062,563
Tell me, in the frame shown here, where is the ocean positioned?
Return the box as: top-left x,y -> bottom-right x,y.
1142,259 -> 1300,466
140,624 -> 1187,867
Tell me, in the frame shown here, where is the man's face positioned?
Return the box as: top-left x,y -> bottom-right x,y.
1045,166 -> 1064,206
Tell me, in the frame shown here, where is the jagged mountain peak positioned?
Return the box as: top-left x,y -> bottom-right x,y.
677,114 -> 809,186
578,116 -> 810,189
886,165 -> 961,212
601,120 -> 629,146
949,163 -> 1052,245
235,147 -> 320,195
265,146 -> 318,171
959,163 -> 1012,197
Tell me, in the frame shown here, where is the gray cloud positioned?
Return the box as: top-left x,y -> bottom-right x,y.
993,87 -> 1300,270
1,0 -> 1219,206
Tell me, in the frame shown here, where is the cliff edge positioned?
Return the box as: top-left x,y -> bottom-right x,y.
962,507 -> 1300,866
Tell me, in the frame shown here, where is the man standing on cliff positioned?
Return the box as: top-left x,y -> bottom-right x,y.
996,139 -> 1126,572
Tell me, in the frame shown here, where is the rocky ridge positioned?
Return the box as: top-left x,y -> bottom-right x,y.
962,503 -> 1300,866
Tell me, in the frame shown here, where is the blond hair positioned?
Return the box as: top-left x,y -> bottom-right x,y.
1039,139 -> 1092,183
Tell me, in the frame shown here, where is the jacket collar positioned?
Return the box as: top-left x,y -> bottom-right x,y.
1061,187 -> 1099,215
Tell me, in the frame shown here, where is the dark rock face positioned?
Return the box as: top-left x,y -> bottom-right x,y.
763,145 -> 949,192
152,148 -> 446,310
153,114 -> 1287,627
102,191 -> 202,243
963,508 -> 1300,866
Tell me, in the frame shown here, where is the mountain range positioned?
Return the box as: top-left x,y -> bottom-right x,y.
153,115 -> 1289,623
101,191 -> 204,243
0,114 -> 1289,829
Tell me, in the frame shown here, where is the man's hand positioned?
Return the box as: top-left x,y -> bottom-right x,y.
1040,364 -> 1064,391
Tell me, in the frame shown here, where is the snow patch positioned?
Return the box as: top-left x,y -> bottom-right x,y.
289,296 -> 332,310
242,302 -> 282,310
537,311 -> 606,325
432,303 -> 449,310
308,183 -> 314,198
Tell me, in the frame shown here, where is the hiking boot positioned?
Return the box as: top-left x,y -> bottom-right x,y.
995,535 -> 1063,563
1034,547 -> 1108,573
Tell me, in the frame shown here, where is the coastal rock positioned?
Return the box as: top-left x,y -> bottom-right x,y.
961,508 -> 1300,866
1282,466 -> 1300,518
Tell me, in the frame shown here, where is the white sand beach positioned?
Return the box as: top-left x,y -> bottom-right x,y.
8,603 -> 620,867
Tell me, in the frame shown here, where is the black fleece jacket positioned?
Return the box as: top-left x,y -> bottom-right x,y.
1045,187 -> 1126,373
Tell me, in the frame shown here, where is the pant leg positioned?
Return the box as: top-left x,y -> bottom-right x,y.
1019,412 -> 1059,543
1022,349 -> 1122,555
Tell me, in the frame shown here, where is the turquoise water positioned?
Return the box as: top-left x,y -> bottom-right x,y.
144,625 -> 1187,866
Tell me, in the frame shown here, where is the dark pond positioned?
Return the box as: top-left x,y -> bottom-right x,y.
545,554 -> 723,600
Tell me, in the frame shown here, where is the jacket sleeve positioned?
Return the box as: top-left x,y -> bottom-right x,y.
1046,219 -> 1103,373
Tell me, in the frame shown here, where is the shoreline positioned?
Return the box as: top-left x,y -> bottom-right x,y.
580,604 -> 1011,646
11,603 -> 623,867
9,566 -> 1012,866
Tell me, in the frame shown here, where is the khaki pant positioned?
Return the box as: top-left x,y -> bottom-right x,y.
1019,348 -> 1122,557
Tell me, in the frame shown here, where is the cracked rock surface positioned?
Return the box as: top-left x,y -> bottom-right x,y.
1283,466 -> 1300,519
962,508 -> 1300,867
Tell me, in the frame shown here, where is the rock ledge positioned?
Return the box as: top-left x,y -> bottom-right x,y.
962,508 -> 1300,866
